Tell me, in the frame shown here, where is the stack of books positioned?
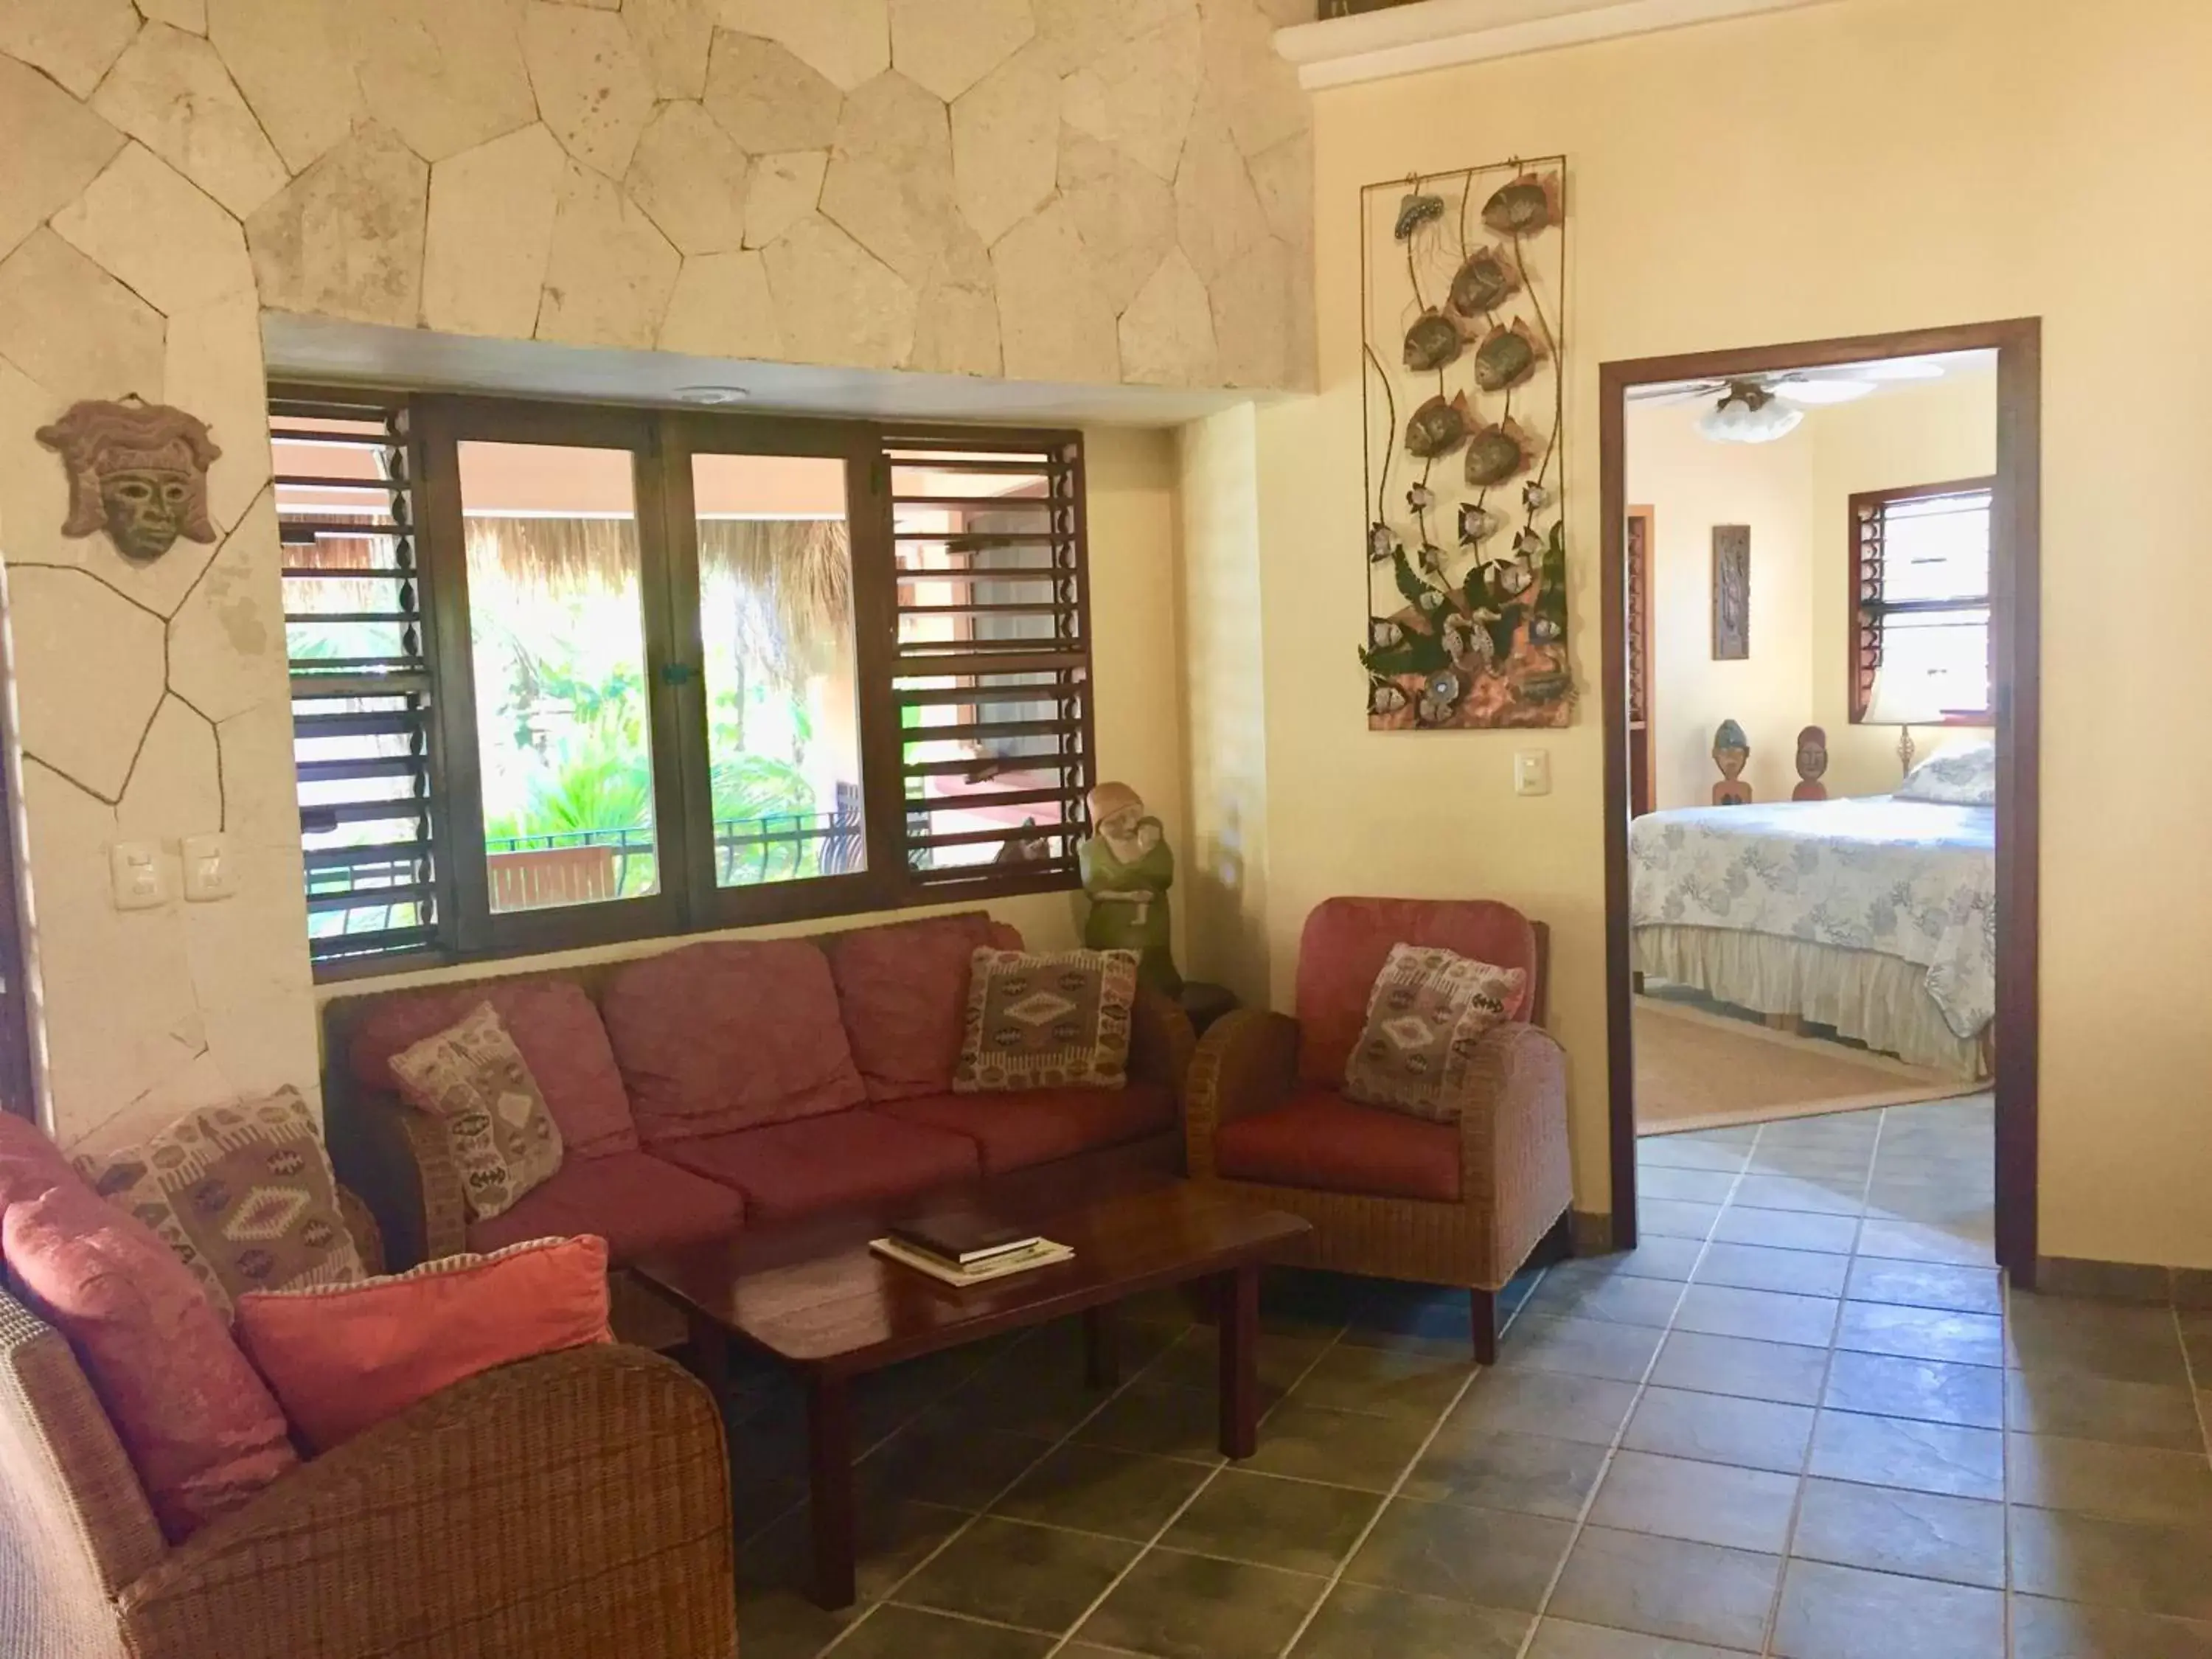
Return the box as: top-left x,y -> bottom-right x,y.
870,1212 -> 1074,1287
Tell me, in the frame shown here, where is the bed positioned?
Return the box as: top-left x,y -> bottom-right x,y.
1627,746 -> 1997,1079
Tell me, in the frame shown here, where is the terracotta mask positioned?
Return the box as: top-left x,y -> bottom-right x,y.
35,399 -> 222,562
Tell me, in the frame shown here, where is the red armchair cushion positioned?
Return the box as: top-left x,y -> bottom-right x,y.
602,939 -> 866,1144
1214,1089 -> 1461,1203
824,911 -> 1002,1103
0,1112 -> 77,1212
236,1236 -> 612,1452
4,1179 -> 299,1542
464,1150 -> 745,1262
655,1113 -> 981,1222
874,1082 -> 1176,1175
347,978 -> 639,1158
1295,897 -> 1538,1088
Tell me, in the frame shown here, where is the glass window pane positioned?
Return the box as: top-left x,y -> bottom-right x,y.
692,453 -> 863,888
460,441 -> 659,913
1882,490 -> 1990,603
1882,606 -> 1990,717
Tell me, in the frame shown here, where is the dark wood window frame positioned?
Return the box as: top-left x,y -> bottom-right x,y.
281,387 -> 1093,983
1848,475 -> 1996,726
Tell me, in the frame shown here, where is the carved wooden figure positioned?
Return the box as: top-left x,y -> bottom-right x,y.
1793,725 -> 1830,801
1711,718 -> 1752,806
35,398 -> 221,563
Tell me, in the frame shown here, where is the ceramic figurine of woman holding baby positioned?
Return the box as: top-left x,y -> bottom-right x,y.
1079,780 -> 1182,995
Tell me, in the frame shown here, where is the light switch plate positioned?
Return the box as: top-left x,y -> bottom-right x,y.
1514,748 -> 1551,796
181,832 -> 235,902
109,841 -> 166,911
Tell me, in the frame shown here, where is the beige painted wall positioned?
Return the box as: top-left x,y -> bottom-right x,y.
1241,0 -> 2212,1267
1809,368 -> 1997,799
0,0 -> 1256,1147
1627,401 -> 1815,810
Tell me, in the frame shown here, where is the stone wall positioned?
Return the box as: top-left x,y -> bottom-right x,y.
0,0 -> 1310,1146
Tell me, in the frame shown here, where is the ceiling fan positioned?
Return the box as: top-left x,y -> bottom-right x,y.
1627,358 -> 1947,443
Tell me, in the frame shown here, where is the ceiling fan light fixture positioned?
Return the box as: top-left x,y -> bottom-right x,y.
1774,378 -> 1877,406
1697,381 -> 1805,444
1857,357 -> 1947,381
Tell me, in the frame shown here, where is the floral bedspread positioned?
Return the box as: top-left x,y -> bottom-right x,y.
1629,797 -> 1996,1040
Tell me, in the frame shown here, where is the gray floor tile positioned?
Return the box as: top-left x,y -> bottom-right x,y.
1237,1400 -> 1430,1492
1284,1340 -> 1473,1422
832,1606 -> 1055,1659
1622,1385 -> 1815,1473
1526,1263 -> 1688,1328
1837,1301 -> 2005,1368
1638,1136 -> 1753,1173
1143,1325 -> 1335,1397
2006,1369 -> 2208,1450
1526,1620 -> 1747,1658
2006,1433 -> 2212,1526
1604,1234 -> 1709,1281
1448,1366 -> 1641,1445
1843,1257 -> 2003,1315
1343,1495 -> 1575,1611
737,1583 -> 858,1659
1807,1411 -> 2004,1500
1695,1241 -> 1851,1298
1822,1350 -> 2004,1430
742,1497 -> 967,1607
1498,1313 -> 1666,1383
1587,1450 -> 1798,1553
2008,1296 -> 2188,1385
991,1443 -> 1214,1540
1640,1198 -> 1722,1239
860,1425 -> 1055,1510
1290,1582 -> 1531,1659
1404,1424 -> 1610,1519
1076,1548 -> 1328,1659
1771,1559 -> 2003,1658
2009,1507 -> 2212,1622
1790,1476 -> 2004,1588
1649,1330 -> 1829,1406
1068,1382 -> 1228,1464
1674,1283 -> 1840,1347
1854,1217 -> 1992,1267
1731,1174 -> 1866,1216
1712,1206 -> 1860,1253
2008,1593 -> 2212,1658
1546,1526 -> 1781,1652
899,1516 -> 1138,1632
1640,1166 -> 1742,1203
1160,1470 -> 1380,1575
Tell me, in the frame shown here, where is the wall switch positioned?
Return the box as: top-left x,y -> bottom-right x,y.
110,841 -> 167,911
181,832 -> 235,902
1514,748 -> 1552,796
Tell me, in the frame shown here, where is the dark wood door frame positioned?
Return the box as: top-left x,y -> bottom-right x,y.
1598,318 -> 2042,1284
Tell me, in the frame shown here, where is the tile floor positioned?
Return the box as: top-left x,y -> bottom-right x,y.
727,1096 -> 2212,1658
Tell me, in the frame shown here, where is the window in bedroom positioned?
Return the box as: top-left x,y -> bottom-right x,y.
1848,477 -> 1994,724
276,389 -> 1092,978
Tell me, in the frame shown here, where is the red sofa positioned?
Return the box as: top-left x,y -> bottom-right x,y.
322,911 -> 1194,1340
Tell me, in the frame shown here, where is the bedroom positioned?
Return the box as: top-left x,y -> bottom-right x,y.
1619,345 -> 2000,1265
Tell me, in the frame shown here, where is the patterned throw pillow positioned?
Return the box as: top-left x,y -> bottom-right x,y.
953,948 -> 1139,1093
1342,944 -> 1527,1122
73,1087 -> 365,1321
1896,741 -> 1996,806
387,1002 -> 566,1223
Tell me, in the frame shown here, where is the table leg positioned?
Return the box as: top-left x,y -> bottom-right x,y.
1083,1304 -> 1119,1390
807,1371 -> 856,1610
1217,1264 -> 1259,1459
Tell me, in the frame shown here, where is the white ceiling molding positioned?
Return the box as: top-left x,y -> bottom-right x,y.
1274,0 -> 1846,90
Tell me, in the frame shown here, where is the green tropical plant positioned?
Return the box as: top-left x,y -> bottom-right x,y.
484,724 -> 653,844
711,754 -> 815,826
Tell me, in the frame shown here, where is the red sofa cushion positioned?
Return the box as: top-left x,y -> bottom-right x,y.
0,1112 -> 77,1212
347,979 -> 639,1158
825,911 -> 1009,1103
4,1179 -> 299,1542
1214,1089 -> 1461,1203
655,1113 -> 981,1222
874,1083 -> 1176,1176
602,939 -> 866,1145
1295,898 -> 1538,1088
236,1236 -> 612,1452
464,1150 -> 745,1262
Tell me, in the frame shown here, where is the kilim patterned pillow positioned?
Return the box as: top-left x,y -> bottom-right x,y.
953,948 -> 1139,1093
1342,943 -> 1527,1122
74,1086 -> 365,1321
388,1001 -> 566,1223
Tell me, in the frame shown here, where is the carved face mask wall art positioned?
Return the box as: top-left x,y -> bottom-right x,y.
35,398 -> 222,562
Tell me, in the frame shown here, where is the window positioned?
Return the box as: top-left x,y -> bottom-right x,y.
277,392 -> 1092,977
1848,477 -> 1994,724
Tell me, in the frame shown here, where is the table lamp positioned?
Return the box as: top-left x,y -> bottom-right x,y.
1863,667 -> 1947,777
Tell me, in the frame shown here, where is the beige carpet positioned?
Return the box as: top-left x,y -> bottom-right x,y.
1635,996 -> 1981,1135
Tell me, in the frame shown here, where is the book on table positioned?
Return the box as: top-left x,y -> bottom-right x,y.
886,1211 -> 1047,1269
870,1224 -> 1073,1287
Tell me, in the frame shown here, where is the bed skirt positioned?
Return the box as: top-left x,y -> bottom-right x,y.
1632,925 -> 1989,1080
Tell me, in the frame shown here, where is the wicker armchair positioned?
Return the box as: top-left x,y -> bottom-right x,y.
1185,897 -> 1573,1360
0,1197 -> 737,1659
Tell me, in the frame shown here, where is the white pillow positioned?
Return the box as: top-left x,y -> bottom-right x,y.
1896,742 -> 1995,806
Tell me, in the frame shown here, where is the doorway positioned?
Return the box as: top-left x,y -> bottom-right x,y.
1598,320 -> 2041,1284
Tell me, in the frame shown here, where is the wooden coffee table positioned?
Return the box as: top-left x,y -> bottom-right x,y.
631,1178 -> 1310,1609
